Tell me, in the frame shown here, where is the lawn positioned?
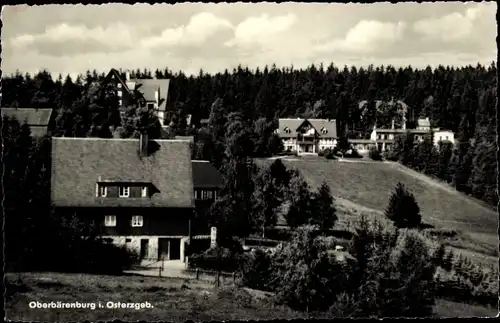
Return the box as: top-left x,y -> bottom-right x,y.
257,158 -> 498,260
5,272 -> 304,322
6,272 -> 497,320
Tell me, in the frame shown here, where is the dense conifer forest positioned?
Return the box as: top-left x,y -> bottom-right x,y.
3,63 -> 497,207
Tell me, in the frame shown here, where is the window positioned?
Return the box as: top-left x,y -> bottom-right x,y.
119,186 -> 130,197
97,184 -> 107,197
445,136 -> 449,140
194,190 -> 198,199
117,83 -> 122,89
147,103 -> 155,110
321,128 -> 328,135
117,90 -> 122,97
141,186 -> 148,197
202,190 -> 213,199
118,99 -> 123,106
131,215 -> 143,227
440,136 -> 443,141
125,238 -> 131,243
104,215 -> 116,227
284,127 -> 291,134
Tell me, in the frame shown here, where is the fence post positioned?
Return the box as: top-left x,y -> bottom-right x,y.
232,272 -> 236,285
216,271 -> 220,287
196,268 -> 199,280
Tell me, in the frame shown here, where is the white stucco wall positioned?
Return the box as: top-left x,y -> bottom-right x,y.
100,235 -> 188,263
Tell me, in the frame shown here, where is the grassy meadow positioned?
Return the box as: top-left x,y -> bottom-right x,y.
6,272 -> 497,320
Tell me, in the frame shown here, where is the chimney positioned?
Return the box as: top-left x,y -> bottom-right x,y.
391,119 -> 395,130
125,70 -> 130,81
139,132 -> 148,157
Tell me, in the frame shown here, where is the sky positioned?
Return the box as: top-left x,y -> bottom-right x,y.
1,2 -> 497,77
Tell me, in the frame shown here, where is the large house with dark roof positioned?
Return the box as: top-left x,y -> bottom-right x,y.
51,135 -> 197,262
103,69 -> 170,128
2,108 -> 53,137
275,118 -> 338,154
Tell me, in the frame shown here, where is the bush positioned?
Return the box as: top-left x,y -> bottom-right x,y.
318,150 -> 325,157
423,228 -> 458,239
240,249 -> 274,291
345,149 -> 362,158
188,246 -> 244,272
325,150 -> 335,159
369,148 -> 383,161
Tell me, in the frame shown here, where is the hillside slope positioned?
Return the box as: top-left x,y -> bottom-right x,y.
257,158 -> 497,257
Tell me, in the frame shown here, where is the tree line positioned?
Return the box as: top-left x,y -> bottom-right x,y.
2,63 -> 497,205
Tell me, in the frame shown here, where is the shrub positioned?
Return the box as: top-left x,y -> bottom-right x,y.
325,150 -> 335,159
346,149 -> 362,158
188,246 -> 243,272
369,148 -> 383,161
318,150 -> 325,157
240,249 -> 274,291
423,228 -> 458,239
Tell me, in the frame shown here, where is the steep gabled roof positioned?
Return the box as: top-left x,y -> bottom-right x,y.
2,108 -> 53,137
277,118 -> 337,138
192,160 -> 223,189
51,138 -> 194,208
129,78 -> 170,111
105,69 -> 132,94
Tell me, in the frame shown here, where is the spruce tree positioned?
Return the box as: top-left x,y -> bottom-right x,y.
310,181 -> 337,232
384,182 -> 422,228
431,243 -> 446,268
442,248 -> 454,272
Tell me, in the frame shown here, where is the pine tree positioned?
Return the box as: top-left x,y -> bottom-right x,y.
310,181 -> 337,232
431,243 -> 446,268
385,182 -> 422,228
442,248 -> 454,271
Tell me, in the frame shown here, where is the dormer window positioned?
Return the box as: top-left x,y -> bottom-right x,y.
147,103 -> 155,110
321,128 -> 328,135
284,127 -> 291,134
274,129 -> 279,134
141,186 -> 148,197
117,83 -> 122,89
119,186 -> 130,198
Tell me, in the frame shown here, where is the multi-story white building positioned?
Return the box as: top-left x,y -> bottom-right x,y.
369,117 -> 455,152
275,118 -> 337,154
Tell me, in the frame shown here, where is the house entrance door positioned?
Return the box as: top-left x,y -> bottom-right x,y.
169,239 -> 181,260
140,239 -> 149,259
158,238 -> 169,260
